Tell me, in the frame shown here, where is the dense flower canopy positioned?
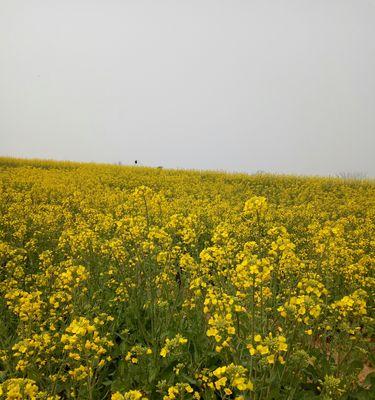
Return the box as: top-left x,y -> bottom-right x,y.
0,157 -> 374,399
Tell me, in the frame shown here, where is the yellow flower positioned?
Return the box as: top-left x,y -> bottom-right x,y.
267,354 -> 275,364
206,328 -> 218,337
256,344 -> 269,355
112,393 -> 124,400
160,348 -> 168,357
215,377 -> 227,389
254,334 -> 262,342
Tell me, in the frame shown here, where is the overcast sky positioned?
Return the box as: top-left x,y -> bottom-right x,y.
1,0 -> 374,176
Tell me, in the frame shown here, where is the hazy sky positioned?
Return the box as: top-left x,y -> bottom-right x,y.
1,0 -> 374,176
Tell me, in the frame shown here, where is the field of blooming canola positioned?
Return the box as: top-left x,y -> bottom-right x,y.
0,157 -> 374,400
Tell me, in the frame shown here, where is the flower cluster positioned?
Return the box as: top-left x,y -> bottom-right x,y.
204,288 -> 243,352
162,383 -> 199,400
247,333 -> 288,365
212,364 -> 253,394
112,390 -> 148,400
125,345 -> 153,364
61,317 -> 113,381
160,334 -> 188,358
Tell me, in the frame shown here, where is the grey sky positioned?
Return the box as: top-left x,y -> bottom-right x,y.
1,0 -> 374,176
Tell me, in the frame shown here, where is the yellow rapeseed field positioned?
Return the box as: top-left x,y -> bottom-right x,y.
0,157 -> 374,399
